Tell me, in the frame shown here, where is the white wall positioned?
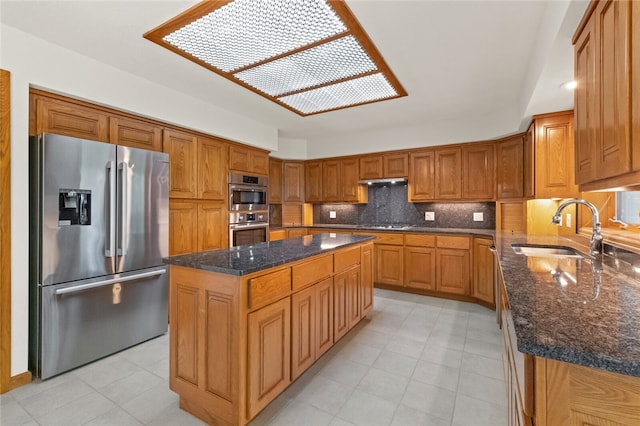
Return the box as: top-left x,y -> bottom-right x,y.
2,23 -> 280,376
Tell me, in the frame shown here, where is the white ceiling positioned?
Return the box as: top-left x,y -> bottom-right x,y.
1,0 -> 589,146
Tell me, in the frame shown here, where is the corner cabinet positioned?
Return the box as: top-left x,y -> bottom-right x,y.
496,134 -> 526,200
472,238 -> 495,307
573,0 -> 640,190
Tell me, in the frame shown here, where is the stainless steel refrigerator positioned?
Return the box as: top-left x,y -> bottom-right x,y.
29,133 -> 169,379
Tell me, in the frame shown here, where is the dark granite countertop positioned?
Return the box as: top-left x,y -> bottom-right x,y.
163,233 -> 375,276
496,232 -> 640,377
270,224 -> 495,238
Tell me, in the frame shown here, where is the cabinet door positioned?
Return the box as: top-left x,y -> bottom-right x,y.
305,161 -> 323,202
163,129 -> 198,199
404,246 -> 436,290
269,158 -> 283,203
347,266 -> 361,330
496,136 -> 524,199
198,137 -> 228,200
283,161 -> 305,203
316,277 -> 334,357
250,150 -> 269,176
287,228 -> 307,238
409,150 -> 435,201
359,156 -> 383,179
435,148 -> 462,199
197,202 -> 227,251
574,17 -> 597,185
463,143 -> 494,200
229,145 -> 251,173
473,238 -> 495,306
109,116 -> 162,151
333,269 -> 349,342
269,229 -> 287,241
322,160 -> 340,202
594,0 -> 632,179
291,287 -> 316,380
535,113 -> 578,199
360,243 -> 374,318
341,158 -> 361,202
384,153 -> 409,177
168,200 -> 198,255
375,244 -> 404,286
247,297 -> 291,419
524,124 -> 535,198
35,97 -> 108,142
436,248 -> 470,295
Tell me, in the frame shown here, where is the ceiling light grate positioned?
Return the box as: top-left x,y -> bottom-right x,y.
144,0 -> 406,116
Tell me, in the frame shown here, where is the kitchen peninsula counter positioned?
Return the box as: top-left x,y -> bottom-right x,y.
163,234 -> 374,425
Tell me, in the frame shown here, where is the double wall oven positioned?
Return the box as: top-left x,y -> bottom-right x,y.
228,172 -> 269,247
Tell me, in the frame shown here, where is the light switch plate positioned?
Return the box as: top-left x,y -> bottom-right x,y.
329,211 -> 337,219
565,213 -> 572,227
473,212 -> 484,221
425,211 -> 435,221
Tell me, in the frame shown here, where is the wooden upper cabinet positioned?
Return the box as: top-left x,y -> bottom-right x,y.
435,148 -> 462,200
35,96 -> 109,142
524,123 -> 535,198
163,129 -> 198,199
359,156 -> 383,179
197,136 -> 228,201
229,144 -> 269,175
340,158 -> 363,203
409,150 -> 435,201
534,112 -> 578,199
283,161 -> 305,203
109,116 -> 162,151
305,161 -> 323,203
462,143 -> 494,200
384,153 -> 409,177
269,158 -> 283,204
322,160 -> 341,202
496,135 -> 525,199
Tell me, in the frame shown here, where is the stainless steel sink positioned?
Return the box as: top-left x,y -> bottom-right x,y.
511,243 -> 584,258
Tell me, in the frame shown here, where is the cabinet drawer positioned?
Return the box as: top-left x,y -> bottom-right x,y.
248,268 -> 291,309
363,232 -> 404,245
405,234 -> 436,247
292,254 -> 333,291
437,235 -> 470,249
334,246 -> 361,273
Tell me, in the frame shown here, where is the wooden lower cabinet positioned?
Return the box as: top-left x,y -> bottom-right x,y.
333,269 -> 349,342
404,246 -> 436,290
315,278 -> 334,357
291,287 -> 315,381
472,237 -> 496,307
169,200 -> 227,255
436,248 -> 470,295
360,243 -> 374,317
375,244 -> 404,286
346,266 -> 361,329
247,297 -> 291,419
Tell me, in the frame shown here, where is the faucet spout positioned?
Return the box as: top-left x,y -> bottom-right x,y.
551,199 -> 602,257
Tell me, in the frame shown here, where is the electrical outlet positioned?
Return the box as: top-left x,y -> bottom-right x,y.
329,211 -> 337,219
473,212 -> 484,222
565,213 -> 572,227
425,211 -> 435,221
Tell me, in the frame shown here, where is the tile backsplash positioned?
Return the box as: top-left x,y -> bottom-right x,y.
313,183 -> 496,229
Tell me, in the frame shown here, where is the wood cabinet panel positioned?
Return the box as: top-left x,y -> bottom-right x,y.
169,200 -> 198,255
269,229 -> 287,242
287,228 -> 307,238
269,158 -> 283,203
174,284 -> 199,385
305,161 -> 323,203
473,238 -> 495,306
404,246 -> 436,290
497,135 -> 525,199
315,277 -> 334,357
436,248 -> 470,295
384,153 -> 409,177
341,158 -> 362,202
198,137 -> 227,200
283,161 -> 305,203
333,269 -> 349,342
205,290 -> 235,401
291,287 -> 315,380
247,268 -> 292,310
359,156 -> 383,179
322,160 -> 340,202
247,297 -> 291,419
334,246 -> 360,273
375,244 -> 404,286
405,234 -> 436,247
163,129 -> 198,199
197,202 -> 226,252
463,143 -> 494,200
292,254 -> 333,291
437,235 -> 470,250
35,97 -> 109,142
346,266 -> 361,330
229,145 -> 268,175
360,243 -> 374,318
435,148 -> 462,199
109,116 -> 162,151
409,150 -> 435,201
524,124 -> 535,199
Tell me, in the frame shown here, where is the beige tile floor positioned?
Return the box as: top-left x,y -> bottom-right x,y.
0,289 -> 506,426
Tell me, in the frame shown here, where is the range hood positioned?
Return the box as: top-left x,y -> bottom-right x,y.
357,177 -> 407,185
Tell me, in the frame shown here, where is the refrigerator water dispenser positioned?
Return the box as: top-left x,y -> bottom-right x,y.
58,189 -> 91,226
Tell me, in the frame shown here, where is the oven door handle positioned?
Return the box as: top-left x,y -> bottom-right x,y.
54,269 -> 166,295
230,223 -> 269,230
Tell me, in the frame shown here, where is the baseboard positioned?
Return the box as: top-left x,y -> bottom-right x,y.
10,371 -> 32,390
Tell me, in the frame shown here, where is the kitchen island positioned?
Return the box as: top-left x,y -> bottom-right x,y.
495,232 -> 640,426
163,233 -> 374,426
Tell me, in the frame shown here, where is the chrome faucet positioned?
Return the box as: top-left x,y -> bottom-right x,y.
551,199 -> 603,257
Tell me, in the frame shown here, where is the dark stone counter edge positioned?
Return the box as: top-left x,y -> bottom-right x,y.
163,235 -> 376,277
271,224 -> 495,238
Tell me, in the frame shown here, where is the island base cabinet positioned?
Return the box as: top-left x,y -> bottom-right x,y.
291,287 -> 315,381
247,297 -> 291,420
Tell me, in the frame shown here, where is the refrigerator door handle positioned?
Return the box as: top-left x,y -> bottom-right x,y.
118,161 -> 128,256
54,268 -> 167,295
105,161 -> 116,258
